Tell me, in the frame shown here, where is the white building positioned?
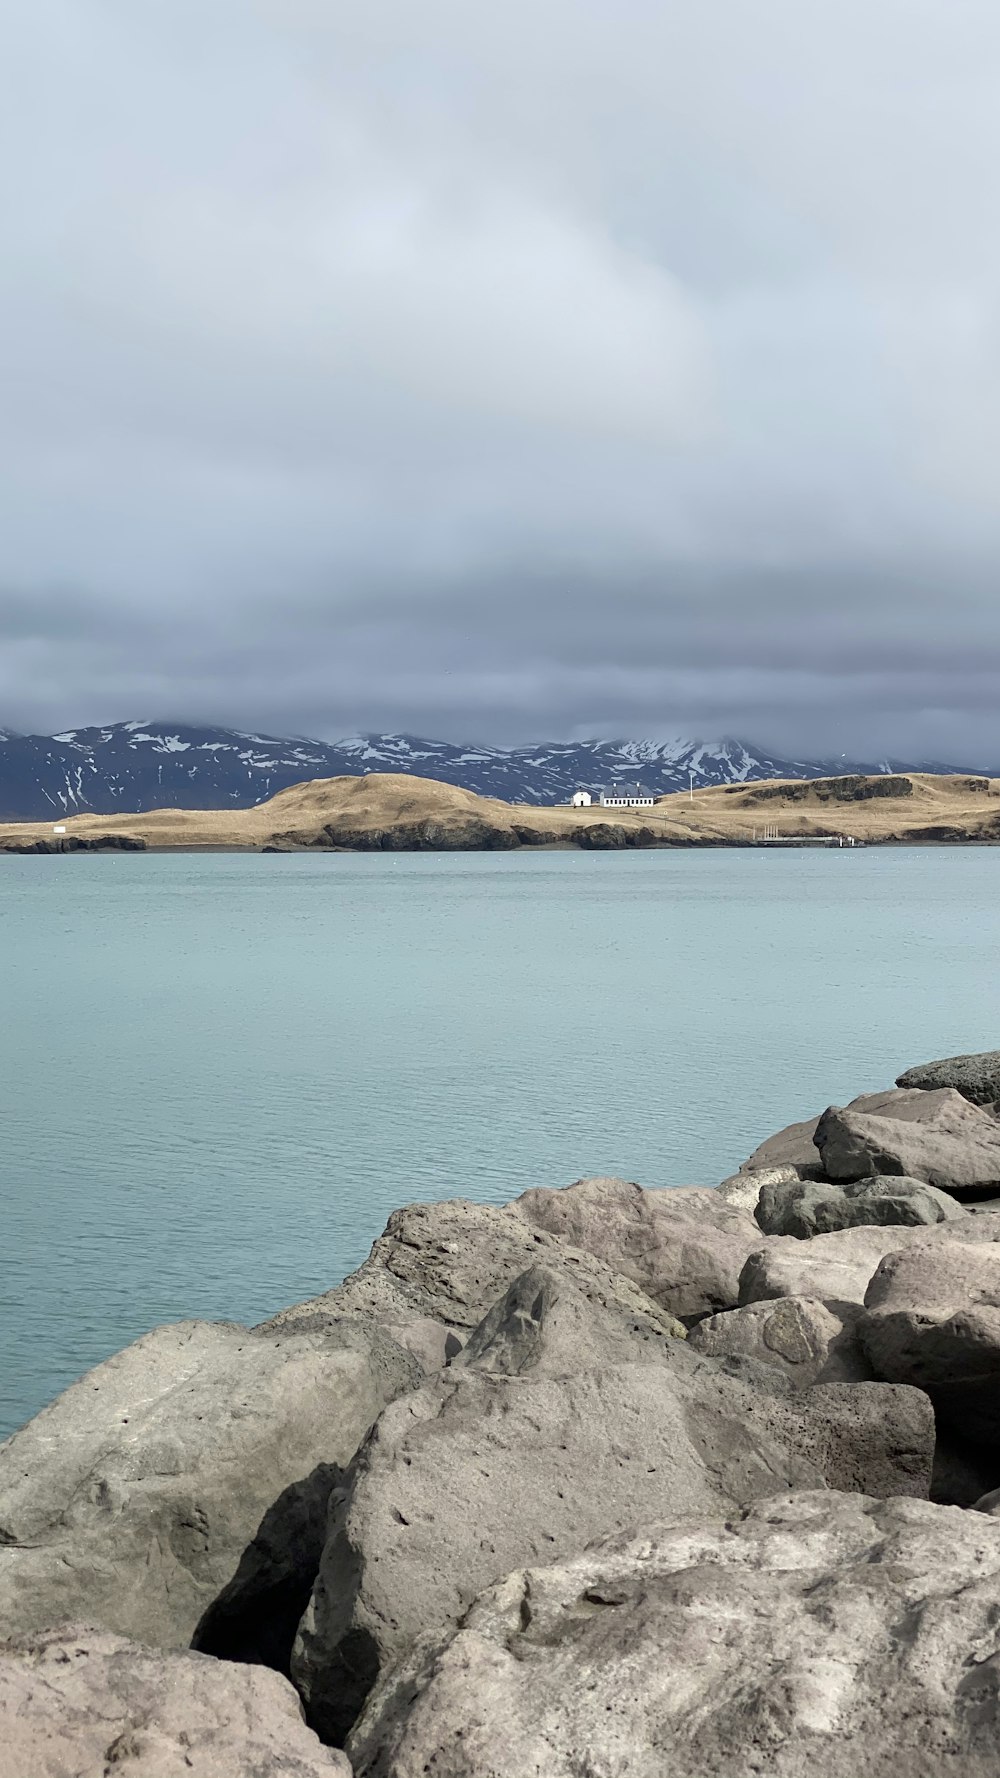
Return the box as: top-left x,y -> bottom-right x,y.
599,782 -> 656,808
570,789 -> 593,807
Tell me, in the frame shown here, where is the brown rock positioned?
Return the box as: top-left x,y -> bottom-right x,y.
860,1241 -> 1000,1448
689,1295 -> 873,1386
292,1357 -> 933,1743
348,1491 -> 1000,1778
0,1624 -> 347,1777
815,1088 -> 1000,1195
516,1177 -> 764,1321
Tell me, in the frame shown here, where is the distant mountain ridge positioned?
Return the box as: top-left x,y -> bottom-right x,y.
0,719 -> 978,822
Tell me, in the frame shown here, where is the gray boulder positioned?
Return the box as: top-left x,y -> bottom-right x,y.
737,1088 -> 933,1177
716,1164 -> 806,1216
739,1212 -> 1000,1308
0,1317 -> 420,1650
348,1491 -> 1000,1778
689,1295 -> 873,1386
261,1303 -> 464,1375
0,1624 -> 348,1777
452,1263 -> 685,1379
516,1176 -> 764,1321
265,1196 -> 686,1338
738,1225 -> 930,1307
291,1358 -> 933,1743
815,1088 -> 1000,1194
860,1241 -> 1000,1447
755,1174 -> 965,1238
898,1048 -> 1000,1107
741,1114 -> 825,1173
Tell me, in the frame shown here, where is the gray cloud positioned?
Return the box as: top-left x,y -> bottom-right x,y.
2,1 -> 1000,759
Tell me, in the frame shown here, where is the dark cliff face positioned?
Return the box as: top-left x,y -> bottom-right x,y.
0,833 -> 147,854
0,721 -> 964,822
744,774 -> 916,806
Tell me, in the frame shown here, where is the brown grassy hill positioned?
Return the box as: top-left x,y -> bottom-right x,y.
0,773 -> 681,852
1,769 -> 999,852
655,772 -> 1000,844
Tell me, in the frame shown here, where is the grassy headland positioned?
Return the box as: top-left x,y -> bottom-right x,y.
1,769 -> 999,851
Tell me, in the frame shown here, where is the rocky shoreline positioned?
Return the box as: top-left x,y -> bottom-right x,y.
5,1048 -> 1000,1773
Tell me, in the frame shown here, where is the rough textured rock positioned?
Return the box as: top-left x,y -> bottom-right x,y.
974,1485 -> 1000,1514
0,1317 -> 420,1649
716,1164 -> 806,1215
516,1177 -> 764,1321
738,1213 -> 1000,1308
264,1197 -> 685,1338
815,1088 -> 1000,1195
452,1264 -> 685,1379
741,1114 -> 825,1174
860,1241 -> 1000,1448
348,1491 -> 1000,1778
898,1048 -> 1000,1107
292,1358 -> 933,1743
0,1624 -> 348,1777
689,1296 -> 873,1386
755,1173 -> 966,1238
737,1089 -> 924,1176
0,833 -> 147,853
259,1303 -> 463,1375
738,1225 -> 929,1307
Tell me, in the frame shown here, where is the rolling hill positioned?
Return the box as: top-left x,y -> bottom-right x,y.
2,769 -> 1000,852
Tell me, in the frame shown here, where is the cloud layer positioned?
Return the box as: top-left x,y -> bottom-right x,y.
2,1 -> 1000,756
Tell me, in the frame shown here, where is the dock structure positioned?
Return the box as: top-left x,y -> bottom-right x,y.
750,828 -> 862,848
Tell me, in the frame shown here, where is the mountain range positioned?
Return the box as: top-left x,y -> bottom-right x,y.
0,720 -> 977,822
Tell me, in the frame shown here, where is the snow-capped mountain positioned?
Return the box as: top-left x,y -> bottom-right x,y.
0,720 -> 977,822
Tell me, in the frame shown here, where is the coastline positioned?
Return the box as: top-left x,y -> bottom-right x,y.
5,1047 -> 1000,1770
3,766 -> 1000,853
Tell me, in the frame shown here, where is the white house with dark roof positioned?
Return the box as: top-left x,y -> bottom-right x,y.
599,782 -> 656,808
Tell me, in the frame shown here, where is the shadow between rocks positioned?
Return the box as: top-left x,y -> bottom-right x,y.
191,1461 -> 342,1676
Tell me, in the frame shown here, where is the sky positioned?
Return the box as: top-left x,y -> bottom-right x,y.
2,1 -> 1000,759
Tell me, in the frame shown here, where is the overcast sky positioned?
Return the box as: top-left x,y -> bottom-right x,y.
2,1 -> 1000,757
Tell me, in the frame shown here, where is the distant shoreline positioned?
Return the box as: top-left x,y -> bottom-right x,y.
1,766 -> 999,853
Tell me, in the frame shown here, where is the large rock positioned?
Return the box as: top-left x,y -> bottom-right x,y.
515,1176 -> 764,1321
898,1048 -> 1000,1107
0,1317 -> 420,1650
815,1088 -> 1000,1195
291,1356 -> 933,1743
736,1089 -> 933,1178
0,1624 -> 348,1777
451,1263 -> 685,1379
860,1241 -> 1000,1448
716,1163 -> 806,1216
348,1491 -> 1000,1778
739,1213 -> 1000,1308
264,1196 -> 686,1337
755,1174 -> 966,1238
689,1296 -> 873,1386
738,1225 -> 929,1308
740,1114 -> 825,1173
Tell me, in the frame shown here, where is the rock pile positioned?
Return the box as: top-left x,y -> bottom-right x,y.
3,1047 -> 1000,1774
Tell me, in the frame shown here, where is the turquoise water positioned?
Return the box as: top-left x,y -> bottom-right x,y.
2,846 -> 999,1436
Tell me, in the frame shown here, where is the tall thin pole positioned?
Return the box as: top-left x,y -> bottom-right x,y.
688,770 -> 694,803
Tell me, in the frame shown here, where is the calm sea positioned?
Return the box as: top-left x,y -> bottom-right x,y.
2,846 -> 998,1436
